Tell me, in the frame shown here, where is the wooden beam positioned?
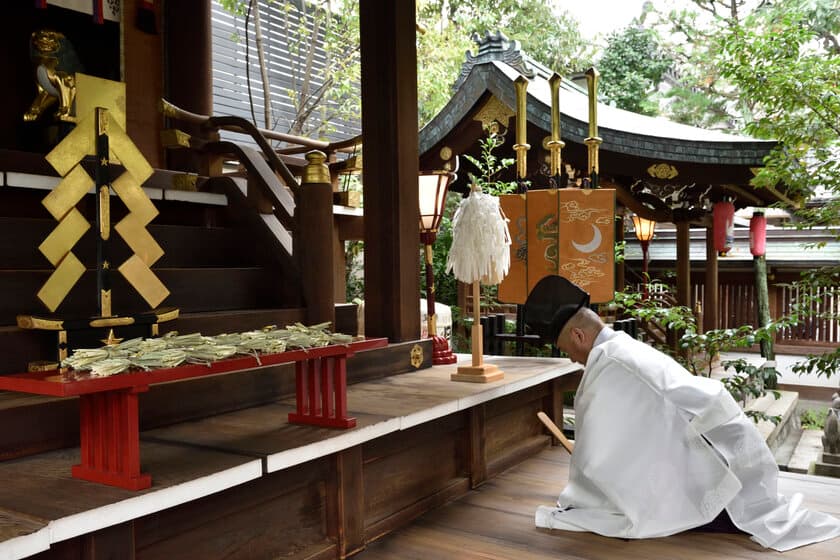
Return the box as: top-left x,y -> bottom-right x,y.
676,222 -> 691,308
704,227 -> 719,332
359,0 -> 420,341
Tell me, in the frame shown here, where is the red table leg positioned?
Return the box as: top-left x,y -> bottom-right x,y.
72,386 -> 152,490
288,355 -> 356,429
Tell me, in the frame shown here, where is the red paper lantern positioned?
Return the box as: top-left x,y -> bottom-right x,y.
750,211 -> 767,257
713,200 -> 735,256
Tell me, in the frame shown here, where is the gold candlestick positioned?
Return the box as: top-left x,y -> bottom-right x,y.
547,73 -> 565,179
513,76 -> 530,179
584,67 -> 603,186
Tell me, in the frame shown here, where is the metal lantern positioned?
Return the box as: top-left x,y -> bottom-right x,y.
418,171 -> 452,243
750,210 -> 767,257
418,169 -> 457,365
713,200 -> 735,256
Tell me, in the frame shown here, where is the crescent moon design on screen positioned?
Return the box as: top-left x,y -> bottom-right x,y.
572,224 -> 603,253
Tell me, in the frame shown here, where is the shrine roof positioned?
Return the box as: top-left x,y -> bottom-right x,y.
420,32 -> 775,169
420,61 -> 775,167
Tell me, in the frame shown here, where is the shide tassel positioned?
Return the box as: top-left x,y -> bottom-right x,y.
446,187 -> 511,285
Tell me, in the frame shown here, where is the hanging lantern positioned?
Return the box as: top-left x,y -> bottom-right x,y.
750,210 -> 767,257
713,200 -> 735,256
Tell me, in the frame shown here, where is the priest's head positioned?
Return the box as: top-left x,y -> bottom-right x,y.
524,275 -> 603,364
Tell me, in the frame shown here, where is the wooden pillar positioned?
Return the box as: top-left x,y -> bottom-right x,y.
676,222 -> 691,309
359,0 -> 420,342
124,0 -> 164,168
164,0 -> 214,173
704,226 -> 719,332
297,152 -> 336,326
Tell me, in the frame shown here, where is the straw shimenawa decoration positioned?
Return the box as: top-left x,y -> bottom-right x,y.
446,183 -> 511,382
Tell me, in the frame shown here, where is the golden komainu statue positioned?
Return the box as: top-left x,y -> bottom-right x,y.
24,30 -> 78,123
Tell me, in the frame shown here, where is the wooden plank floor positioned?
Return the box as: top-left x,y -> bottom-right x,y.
355,446 -> 840,560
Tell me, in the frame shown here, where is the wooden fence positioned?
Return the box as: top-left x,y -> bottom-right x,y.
461,278 -> 840,349
657,280 -> 840,348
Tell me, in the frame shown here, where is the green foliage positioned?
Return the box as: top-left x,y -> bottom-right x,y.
345,240 -> 364,302
614,239 -> 626,264
801,408 -> 830,430
598,26 -> 672,115
721,358 -> 781,418
680,326 -> 756,377
717,1 -> 840,207
462,131 -> 520,195
792,347 -> 840,379
419,0 -> 594,74
415,1 -> 596,125
416,28 -> 473,126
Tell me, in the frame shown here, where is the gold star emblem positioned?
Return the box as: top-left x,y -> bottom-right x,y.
101,328 -> 123,346
100,157 -> 109,166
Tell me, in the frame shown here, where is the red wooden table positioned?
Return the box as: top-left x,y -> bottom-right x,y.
0,338 -> 387,490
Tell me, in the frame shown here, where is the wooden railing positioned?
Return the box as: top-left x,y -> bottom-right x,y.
633,280 -> 840,348
161,99 -> 343,326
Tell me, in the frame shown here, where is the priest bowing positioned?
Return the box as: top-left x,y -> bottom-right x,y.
524,275 -> 840,551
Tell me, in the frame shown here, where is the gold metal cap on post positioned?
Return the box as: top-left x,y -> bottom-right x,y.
303,150 -> 331,185
547,73 -> 565,180
513,76 -> 530,180
584,67 -> 603,187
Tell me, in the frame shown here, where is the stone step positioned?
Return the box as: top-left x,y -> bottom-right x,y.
788,429 -> 825,474
774,426 -> 804,470
745,390 -> 799,451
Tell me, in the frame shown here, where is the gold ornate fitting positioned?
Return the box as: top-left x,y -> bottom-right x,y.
472,95 -> 514,132
172,174 -> 199,192
647,163 -> 679,180
410,344 -> 424,368
160,129 -> 192,149
303,150 -> 331,184
28,360 -> 60,373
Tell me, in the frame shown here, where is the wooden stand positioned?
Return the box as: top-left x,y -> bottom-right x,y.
0,338 -> 387,490
288,353 -> 356,429
73,386 -> 152,490
451,282 -> 504,383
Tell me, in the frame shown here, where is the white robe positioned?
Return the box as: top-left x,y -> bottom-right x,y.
535,330 -> 840,551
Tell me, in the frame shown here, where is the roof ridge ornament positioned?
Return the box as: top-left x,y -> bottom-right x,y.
453,30 -> 537,92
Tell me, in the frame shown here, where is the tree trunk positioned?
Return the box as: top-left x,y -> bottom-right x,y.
251,0 -> 272,129
754,254 -> 777,388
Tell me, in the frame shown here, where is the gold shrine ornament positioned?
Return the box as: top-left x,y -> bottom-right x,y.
647,163 -> 679,180
38,74 -> 169,312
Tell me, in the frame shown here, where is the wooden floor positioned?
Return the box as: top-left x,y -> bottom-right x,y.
355,446 -> 840,560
